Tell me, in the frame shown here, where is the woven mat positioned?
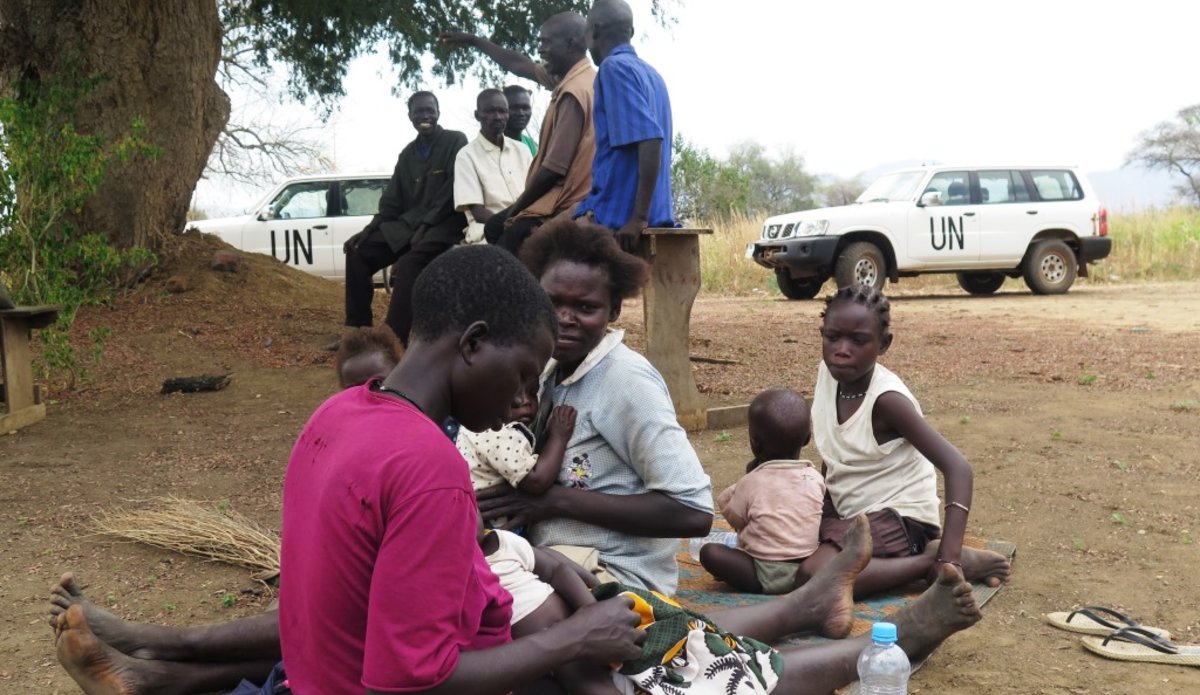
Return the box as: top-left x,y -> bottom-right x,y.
673,521 -> 1016,693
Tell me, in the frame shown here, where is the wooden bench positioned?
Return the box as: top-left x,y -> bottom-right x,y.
640,228 -> 747,432
0,306 -> 59,433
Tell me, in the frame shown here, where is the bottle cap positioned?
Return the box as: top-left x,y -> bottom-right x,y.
871,621 -> 897,643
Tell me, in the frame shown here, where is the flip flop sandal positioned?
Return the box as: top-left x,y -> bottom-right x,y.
1044,605 -> 1171,639
1081,627 -> 1200,667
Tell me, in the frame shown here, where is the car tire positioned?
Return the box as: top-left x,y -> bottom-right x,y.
775,270 -> 824,300
956,271 -> 1005,295
1022,240 -> 1077,295
834,242 -> 887,291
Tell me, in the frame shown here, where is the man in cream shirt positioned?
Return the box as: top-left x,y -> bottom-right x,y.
454,89 -> 533,244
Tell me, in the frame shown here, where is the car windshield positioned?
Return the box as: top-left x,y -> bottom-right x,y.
856,172 -> 926,203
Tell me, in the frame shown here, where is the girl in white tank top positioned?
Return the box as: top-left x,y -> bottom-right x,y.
803,285 -> 1010,595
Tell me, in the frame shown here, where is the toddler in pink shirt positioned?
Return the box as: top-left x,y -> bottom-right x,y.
700,388 -> 825,594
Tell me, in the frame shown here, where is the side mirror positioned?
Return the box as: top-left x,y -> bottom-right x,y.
256,208 -> 275,222
918,191 -> 943,207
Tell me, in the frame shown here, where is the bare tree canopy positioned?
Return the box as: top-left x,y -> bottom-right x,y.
1128,103 -> 1200,206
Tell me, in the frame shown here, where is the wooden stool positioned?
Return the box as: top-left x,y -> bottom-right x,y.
639,228 -> 712,431
0,306 -> 59,433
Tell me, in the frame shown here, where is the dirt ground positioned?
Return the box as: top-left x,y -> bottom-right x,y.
2,237 -> 1198,693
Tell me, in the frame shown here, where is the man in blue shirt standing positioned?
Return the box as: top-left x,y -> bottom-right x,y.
575,0 -> 675,253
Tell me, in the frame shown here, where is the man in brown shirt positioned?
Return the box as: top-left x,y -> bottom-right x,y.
440,13 -> 596,255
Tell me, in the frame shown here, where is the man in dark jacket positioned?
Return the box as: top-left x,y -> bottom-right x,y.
340,91 -> 468,346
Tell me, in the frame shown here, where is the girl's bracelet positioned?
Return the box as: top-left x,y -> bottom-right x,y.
935,558 -> 963,568
945,501 -> 970,513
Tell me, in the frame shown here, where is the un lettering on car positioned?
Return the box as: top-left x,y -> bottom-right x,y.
269,229 -> 315,265
930,216 -> 965,251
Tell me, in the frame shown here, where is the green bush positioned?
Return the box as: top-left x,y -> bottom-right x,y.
0,71 -> 158,385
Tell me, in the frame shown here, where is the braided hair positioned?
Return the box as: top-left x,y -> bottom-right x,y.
821,284 -> 892,338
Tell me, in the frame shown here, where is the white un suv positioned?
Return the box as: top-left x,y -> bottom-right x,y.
747,165 -> 1111,299
187,173 -> 391,281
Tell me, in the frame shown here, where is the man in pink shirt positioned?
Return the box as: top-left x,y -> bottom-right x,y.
700,388 -> 826,594
280,245 -> 647,694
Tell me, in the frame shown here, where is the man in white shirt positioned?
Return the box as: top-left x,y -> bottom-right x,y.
454,89 -> 533,244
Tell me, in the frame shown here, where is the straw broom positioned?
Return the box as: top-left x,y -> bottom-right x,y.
93,497 -> 281,581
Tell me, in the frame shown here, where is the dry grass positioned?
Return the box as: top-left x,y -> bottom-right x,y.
93,497 -> 280,580
1088,207 -> 1200,282
698,207 -> 1200,295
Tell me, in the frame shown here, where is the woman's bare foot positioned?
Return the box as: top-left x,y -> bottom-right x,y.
50,573 -> 160,659
924,542 -> 1012,588
785,514 -> 873,639
55,604 -> 171,695
893,563 -> 983,662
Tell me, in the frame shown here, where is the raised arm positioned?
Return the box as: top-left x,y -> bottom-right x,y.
439,30 -> 556,89
873,391 -> 973,565
518,405 -> 576,495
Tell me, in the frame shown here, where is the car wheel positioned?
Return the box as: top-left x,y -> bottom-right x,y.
956,271 -> 1005,295
1022,240 -> 1077,295
834,242 -> 887,291
775,270 -> 824,300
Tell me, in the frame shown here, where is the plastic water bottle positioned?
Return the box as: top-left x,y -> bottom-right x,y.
857,622 -> 910,694
688,531 -> 738,561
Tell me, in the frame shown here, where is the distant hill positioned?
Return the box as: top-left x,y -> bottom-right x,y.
1086,167 -> 1179,210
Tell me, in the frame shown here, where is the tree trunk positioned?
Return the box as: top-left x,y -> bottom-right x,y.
0,0 -> 229,250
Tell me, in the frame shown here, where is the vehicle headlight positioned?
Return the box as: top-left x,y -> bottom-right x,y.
796,220 -> 829,236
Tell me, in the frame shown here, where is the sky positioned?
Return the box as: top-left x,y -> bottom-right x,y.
193,0 -> 1198,216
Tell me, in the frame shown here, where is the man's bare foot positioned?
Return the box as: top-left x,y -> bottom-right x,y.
893,563 -> 983,663
786,514 -> 873,639
924,542 -> 1012,588
56,604 -> 170,695
50,573 -> 159,660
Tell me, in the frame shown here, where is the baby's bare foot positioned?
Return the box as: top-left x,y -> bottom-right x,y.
893,563 -> 982,662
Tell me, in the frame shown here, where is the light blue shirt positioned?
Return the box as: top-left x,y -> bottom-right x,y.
530,331 -> 713,594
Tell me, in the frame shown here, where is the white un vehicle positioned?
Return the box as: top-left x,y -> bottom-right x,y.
187,173 -> 391,281
747,165 -> 1112,299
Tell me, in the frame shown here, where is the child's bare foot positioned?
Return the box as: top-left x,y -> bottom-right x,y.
50,573 -> 158,660
787,514 -> 873,639
893,563 -> 982,662
924,542 -> 1011,588
55,604 -> 170,695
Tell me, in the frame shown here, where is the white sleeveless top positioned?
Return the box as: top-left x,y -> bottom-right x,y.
811,362 -> 941,528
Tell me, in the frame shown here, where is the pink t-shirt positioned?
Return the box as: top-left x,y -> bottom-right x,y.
717,459 -> 825,562
280,384 -> 513,694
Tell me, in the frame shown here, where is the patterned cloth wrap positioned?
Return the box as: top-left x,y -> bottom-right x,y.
595,583 -> 783,695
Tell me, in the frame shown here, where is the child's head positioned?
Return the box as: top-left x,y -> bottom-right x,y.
335,327 -> 404,389
819,284 -> 893,382
508,381 -> 539,427
409,245 -> 557,432
748,388 -> 811,462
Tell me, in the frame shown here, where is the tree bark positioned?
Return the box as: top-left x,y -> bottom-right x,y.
0,0 -> 230,250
